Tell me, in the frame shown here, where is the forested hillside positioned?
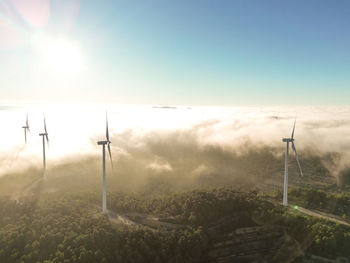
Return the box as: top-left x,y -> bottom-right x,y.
0,187 -> 350,262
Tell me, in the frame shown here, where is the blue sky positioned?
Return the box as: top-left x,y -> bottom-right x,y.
0,0 -> 349,105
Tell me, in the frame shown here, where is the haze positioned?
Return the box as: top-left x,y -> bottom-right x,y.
0,104 -> 349,180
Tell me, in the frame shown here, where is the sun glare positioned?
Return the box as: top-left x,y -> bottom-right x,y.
31,34 -> 84,75
44,39 -> 83,74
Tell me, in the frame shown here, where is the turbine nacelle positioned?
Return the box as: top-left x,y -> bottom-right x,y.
282,138 -> 294,142
97,140 -> 110,145
39,133 -> 48,136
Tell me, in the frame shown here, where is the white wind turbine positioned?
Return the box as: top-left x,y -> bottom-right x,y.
22,113 -> 30,144
282,119 -> 303,206
97,112 -> 113,214
39,116 -> 49,180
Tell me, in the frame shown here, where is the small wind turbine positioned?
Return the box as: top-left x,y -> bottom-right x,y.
39,116 -> 49,180
97,112 -> 113,214
282,119 -> 303,206
22,113 -> 30,144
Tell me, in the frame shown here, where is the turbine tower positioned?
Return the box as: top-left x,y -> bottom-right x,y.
282,119 -> 303,206
97,112 -> 113,214
22,113 -> 30,144
39,116 -> 49,180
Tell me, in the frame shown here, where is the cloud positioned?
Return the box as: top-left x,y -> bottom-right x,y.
147,157 -> 173,173
191,164 -> 211,177
1,105 -> 350,187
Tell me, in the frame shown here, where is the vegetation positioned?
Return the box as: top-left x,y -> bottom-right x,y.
339,168 -> 350,187
254,201 -> 350,260
108,188 -> 258,225
0,194 -> 207,263
288,187 -> 350,218
0,183 -> 350,262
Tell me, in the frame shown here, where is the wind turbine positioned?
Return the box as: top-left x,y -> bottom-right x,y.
22,113 -> 30,144
282,119 -> 303,206
97,112 -> 113,214
39,116 -> 49,180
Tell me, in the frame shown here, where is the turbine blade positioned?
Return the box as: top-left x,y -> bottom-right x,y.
292,142 -> 303,177
27,114 -> 30,132
44,117 -> 49,145
107,143 -> 113,169
44,117 -> 47,134
106,111 -> 110,141
291,118 -> 296,139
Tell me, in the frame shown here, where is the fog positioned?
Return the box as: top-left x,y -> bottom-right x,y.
1,104 -> 350,192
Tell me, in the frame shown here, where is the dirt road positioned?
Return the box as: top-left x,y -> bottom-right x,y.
293,205 -> 350,227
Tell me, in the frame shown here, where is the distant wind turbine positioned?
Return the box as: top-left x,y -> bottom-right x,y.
282,119 -> 303,206
97,112 -> 113,214
39,116 -> 49,180
22,113 -> 30,144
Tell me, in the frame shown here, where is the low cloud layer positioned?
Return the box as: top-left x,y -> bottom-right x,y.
0,105 -> 350,190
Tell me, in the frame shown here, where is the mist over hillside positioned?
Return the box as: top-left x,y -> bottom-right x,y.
0,105 -> 349,193
0,105 -> 349,204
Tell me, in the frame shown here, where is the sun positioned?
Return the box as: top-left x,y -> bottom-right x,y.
44,39 -> 83,74
31,34 -> 84,75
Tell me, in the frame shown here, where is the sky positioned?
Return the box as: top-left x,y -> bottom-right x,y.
0,0 -> 349,106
